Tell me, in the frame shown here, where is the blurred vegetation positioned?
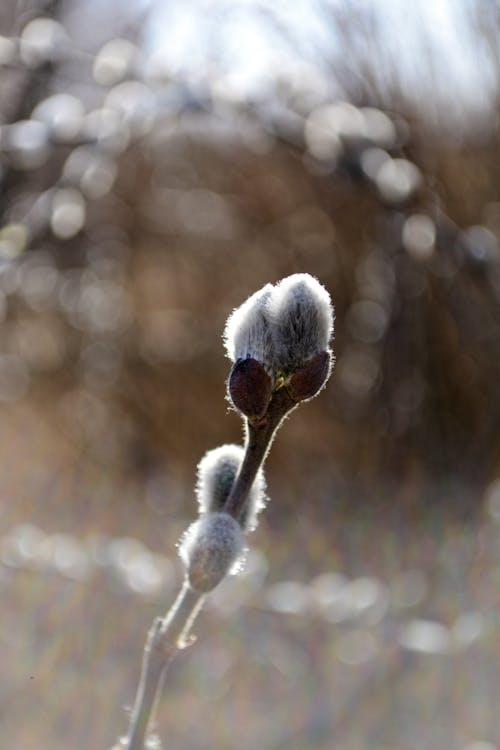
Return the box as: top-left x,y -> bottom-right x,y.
1,0 -> 499,507
0,1 -> 499,749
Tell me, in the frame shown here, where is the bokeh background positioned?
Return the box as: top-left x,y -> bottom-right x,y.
0,1 -> 499,748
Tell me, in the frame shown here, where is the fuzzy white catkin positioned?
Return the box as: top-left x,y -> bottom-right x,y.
224,274 -> 334,378
267,273 -> 334,373
179,512 -> 244,592
224,283 -> 274,368
196,444 -> 266,531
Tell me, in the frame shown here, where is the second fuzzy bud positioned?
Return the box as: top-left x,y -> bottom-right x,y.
179,512 -> 243,592
196,443 -> 266,531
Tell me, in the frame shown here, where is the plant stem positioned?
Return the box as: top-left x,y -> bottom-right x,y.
125,582 -> 205,750
224,387 -> 295,522
124,388 -> 295,750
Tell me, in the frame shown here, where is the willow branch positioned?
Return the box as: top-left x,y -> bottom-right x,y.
224,387 -> 295,522
124,388 -> 295,750
125,582 -> 205,750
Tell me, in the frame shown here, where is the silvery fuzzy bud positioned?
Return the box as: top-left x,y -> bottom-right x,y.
224,283 -> 274,369
196,444 -> 266,531
178,512 -> 244,592
267,273 -> 334,376
224,274 -> 334,410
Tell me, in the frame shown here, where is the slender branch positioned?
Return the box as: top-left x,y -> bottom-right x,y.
124,388 -> 296,749
224,387 -> 295,522
121,269 -> 334,750
125,582 -> 205,750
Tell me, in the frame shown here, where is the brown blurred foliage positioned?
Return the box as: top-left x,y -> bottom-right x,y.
0,4 -> 499,750
0,1 -> 499,523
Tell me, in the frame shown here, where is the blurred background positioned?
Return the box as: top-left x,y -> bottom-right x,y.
0,0 -> 499,748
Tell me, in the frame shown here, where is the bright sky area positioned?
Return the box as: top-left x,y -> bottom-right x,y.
143,0 -> 497,123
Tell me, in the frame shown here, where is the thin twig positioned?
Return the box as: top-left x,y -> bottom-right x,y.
225,387 -> 295,522
124,387 -> 295,749
126,583 -> 204,750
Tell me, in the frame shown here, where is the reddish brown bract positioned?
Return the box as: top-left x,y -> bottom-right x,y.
228,357 -> 272,419
288,350 -> 331,402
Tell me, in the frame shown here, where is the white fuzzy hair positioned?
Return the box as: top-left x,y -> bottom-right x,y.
178,512 -> 244,592
267,273 -> 334,372
224,284 -> 274,368
224,273 -> 334,377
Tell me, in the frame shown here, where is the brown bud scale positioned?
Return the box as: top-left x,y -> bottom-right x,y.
228,358 -> 272,419
288,350 -> 331,402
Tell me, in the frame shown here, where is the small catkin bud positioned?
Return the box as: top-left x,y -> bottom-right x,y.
179,513 -> 243,592
228,357 -> 272,419
267,273 -> 334,374
196,444 -> 267,532
196,444 -> 241,514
